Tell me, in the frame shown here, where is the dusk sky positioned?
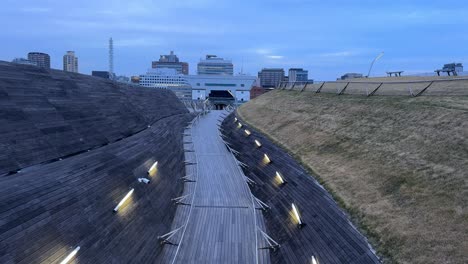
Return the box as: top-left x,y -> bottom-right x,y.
2,0 -> 468,80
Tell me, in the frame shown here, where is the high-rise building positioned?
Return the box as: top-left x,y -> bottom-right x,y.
27,52 -> 50,69
197,55 -> 233,75
258,68 -> 285,87
288,68 -> 309,83
63,51 -> 78,73
152,51 -> 189,75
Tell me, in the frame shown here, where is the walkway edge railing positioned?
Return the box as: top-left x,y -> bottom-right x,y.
277,77 -> 468,97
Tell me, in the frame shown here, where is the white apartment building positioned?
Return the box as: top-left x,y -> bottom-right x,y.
63,51 -> 78,73
139,68 -> 192,100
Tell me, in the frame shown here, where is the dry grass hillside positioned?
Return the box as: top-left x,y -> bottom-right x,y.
238,90 -> 468,263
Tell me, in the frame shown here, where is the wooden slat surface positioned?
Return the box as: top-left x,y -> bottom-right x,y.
0,61 -> 196,263
0,110 -> 192,263
221,113 -> 381,264
0,61 -> 188,175
160,111 -> 270,264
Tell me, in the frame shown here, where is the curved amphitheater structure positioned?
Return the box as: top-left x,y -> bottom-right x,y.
4,61 -> 465,263
236,86 -> 468,264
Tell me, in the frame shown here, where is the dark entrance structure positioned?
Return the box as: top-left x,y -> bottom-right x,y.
208,90 -> 235,110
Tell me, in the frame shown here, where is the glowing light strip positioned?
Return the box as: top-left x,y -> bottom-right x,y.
60,246 -> 80,264
148,161 -> 158,173
311,256 -> 318,264
114,189 -> 134,212
234,117 -> 238,122
276,171 -> 285,184
264,154 -> 271,163
244,129 -> 251,136
292,203 -> 302,225
254,139 -> 262,147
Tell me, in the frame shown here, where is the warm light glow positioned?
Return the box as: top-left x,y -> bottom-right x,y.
148,161 -> 158,176
311,256 -> 318,264
149,161 -> 158,172
60,246 -> 80,264
255,139 -> 262,147
244,129 -> 251,136
114,189 -> 134,212
276,171 -> 285,184
263,153 -> 271,164
292,203 -> 302,225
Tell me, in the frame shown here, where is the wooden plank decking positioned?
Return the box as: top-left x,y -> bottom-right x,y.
221,113 -> 381,264
160,111 -> 270,264
0,114 -> 192,263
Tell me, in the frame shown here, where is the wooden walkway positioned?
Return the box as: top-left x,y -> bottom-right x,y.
160,111 -> 270,264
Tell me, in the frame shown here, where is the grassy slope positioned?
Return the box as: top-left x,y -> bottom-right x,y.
238,90 -> 468,263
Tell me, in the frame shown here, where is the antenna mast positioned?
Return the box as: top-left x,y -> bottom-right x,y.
109,37 -> 114,79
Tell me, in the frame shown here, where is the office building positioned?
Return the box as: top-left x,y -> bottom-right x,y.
258,68 -> 285,87
63,51 -> 78,73
139,68 -> 192,100
92,71 -> 110,79
197,55 -> 233,75
288,68 -> 309,82
12,58 -> 37,66
152,51 -> 189,75
27,52 -> 50,69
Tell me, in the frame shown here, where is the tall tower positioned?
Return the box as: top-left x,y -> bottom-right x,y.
63,51 -> 78,73
109,37 -> 114,79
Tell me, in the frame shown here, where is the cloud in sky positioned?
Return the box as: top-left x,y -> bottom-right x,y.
2,0 -> 468,80
267,55 -> 284,60
319,51 -> 355,58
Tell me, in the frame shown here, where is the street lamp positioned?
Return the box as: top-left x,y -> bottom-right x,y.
367,52 -> 384,78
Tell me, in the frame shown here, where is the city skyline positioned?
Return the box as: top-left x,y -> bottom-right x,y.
2,1 -> 468,80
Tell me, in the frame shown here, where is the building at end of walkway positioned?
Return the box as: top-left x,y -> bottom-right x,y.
138,68 -> 256,105
186,74 -> 256,103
